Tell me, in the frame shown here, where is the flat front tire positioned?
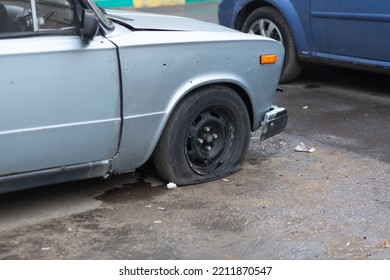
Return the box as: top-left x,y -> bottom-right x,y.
153,86 -> 250,185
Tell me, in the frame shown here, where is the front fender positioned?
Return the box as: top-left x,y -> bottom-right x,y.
110,29 -> 283,173
110,74 -> 259,174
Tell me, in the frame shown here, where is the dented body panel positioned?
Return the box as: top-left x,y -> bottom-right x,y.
0,0 -> 285,193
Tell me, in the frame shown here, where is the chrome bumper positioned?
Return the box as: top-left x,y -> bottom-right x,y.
260,105 -> 288,140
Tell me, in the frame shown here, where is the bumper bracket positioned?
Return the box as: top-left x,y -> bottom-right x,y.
260,105 -> 288,140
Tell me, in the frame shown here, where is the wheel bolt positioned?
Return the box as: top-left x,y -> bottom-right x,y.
213,134 -> 218,139
204,126 -> 210,132
197,138 -> 204,144
205,145 -> 212,151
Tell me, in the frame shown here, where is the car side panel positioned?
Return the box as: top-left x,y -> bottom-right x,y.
311,0 -> 390,62
109,29 -> 284,173
0,35 -> 121,176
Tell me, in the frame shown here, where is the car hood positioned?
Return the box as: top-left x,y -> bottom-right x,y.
107,10 -> 236,33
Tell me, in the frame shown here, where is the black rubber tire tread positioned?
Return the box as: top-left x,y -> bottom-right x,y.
242,6 -> 302,83
153,85 -> 250,185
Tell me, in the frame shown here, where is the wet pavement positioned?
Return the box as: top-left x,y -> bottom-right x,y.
0,2 -> 389,260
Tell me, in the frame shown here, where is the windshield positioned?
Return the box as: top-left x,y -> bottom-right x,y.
82,0 -> 114,30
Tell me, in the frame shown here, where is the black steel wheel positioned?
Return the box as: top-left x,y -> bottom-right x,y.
153,85 -> 250,185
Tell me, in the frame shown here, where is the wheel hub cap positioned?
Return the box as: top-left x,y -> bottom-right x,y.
185,107 -> 235,174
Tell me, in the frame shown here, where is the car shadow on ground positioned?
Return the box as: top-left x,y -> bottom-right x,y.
294,64 -> 390,98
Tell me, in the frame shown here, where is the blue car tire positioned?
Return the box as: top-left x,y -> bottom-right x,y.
242,7 -> 302,83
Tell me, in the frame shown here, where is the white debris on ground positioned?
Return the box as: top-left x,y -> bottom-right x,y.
383,240 -> 390,248
294,142 -> 316,153
166,182 -> 177,190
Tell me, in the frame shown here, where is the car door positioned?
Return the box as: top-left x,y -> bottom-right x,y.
311,0 -> 390,62
0,0 -> 121,176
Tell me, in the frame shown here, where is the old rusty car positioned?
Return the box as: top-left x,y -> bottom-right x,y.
0,0 -> 287,193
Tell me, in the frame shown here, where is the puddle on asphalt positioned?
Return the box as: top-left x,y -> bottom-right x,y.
95,172 -> 165,203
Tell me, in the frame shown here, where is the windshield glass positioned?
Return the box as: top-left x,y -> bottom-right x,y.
83,0 -> 114,30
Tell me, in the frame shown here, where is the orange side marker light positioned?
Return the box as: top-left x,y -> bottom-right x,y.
260,54 -> 277,64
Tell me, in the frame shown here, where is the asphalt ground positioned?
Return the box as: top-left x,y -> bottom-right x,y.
0,2 -> 389,260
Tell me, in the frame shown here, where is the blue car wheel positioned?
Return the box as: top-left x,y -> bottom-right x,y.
242,7 -> 302,83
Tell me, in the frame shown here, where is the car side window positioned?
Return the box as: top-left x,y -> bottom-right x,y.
36,0 -> 75,31
0,0 -> 75,34
0,0 -> 33,33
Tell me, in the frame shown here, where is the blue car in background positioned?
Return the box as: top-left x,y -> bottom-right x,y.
219,0 -> 390,82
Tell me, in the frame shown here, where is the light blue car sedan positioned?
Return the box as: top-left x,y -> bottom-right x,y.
0,0 -> 287,193
219,0 -> 390,82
